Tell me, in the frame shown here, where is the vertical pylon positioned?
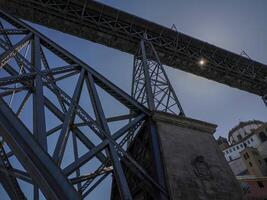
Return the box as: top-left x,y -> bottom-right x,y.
132,33 -> 185,116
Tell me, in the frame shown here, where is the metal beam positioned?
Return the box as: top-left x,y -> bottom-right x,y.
140,39 -> 155,111
0,33 -> 31,68
53,68 -> 85,165
44,97 -> 107,164
32,34 -> 47,150
0,98 -> 81,200
0,9 -> 161,199
0,9 -> 150,115
0,0 -> 266,95
85,72 -> 132,200
0,142 -> 26,200
148,119 -> 168,200
133,37 -> 185,115
0,28 -> 28,35
0,166 -> 32,184
63,113 -> 146,176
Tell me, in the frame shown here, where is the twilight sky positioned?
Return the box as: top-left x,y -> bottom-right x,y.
95,0 -> 267,139
63,0 -> 267,139
1,0 -> 267,199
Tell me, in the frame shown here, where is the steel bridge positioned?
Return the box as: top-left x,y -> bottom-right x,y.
0,0 -> 266,200
0,0 -> 266,96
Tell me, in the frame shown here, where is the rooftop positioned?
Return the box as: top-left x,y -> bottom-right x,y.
228,120 -> 263,141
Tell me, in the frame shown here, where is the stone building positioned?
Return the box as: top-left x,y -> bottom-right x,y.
112,112 -> 244,199
217,120 -> 267,176
238,176 -> 267,200
240,148 -> 267,177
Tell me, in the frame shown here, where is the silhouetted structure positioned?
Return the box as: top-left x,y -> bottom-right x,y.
0,1 -> 262,199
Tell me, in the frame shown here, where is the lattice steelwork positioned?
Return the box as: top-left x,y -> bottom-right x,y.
0,0 -> 266,97
132,35 -> 185,115
0,10 -> 168,200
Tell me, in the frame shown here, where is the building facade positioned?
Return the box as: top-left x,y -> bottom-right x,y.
238,176 -> 267,200
217,120 -> 267,176
217,120 -> 267,199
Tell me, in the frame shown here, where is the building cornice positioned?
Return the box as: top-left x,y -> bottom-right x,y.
152,111 -> 217,134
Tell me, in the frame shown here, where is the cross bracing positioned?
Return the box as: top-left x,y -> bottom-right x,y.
0,0 -> 266,96
132,35 -> 185,115
0,1 -> 266,199
0,10 -> 169,200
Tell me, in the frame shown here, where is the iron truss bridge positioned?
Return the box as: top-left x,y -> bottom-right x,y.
0,5 -> 184,200
0,1 -> 266,200
0,0 -> 267,97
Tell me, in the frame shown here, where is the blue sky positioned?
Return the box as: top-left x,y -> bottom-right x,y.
56,0 -> 267,139
95,0 -> 267,139
1,0 -> 267,199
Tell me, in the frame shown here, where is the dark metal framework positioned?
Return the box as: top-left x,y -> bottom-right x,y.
0,0 -> 266,97
132,34 -> 184,115
0,10 -> 169,199
0,0 -> 266,199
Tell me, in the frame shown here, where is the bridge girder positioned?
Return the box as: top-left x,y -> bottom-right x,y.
0,0 -> 266,96
0,9 -> 169,199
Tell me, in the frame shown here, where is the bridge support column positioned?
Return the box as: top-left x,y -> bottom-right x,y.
153,112 -> 244,200
112,112 -> 244,200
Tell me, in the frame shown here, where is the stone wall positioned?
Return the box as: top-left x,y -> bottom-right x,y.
111,112 -> 244,199
154,112 -> 244,200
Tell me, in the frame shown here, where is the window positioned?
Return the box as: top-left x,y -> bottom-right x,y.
226,150 -> 229,154
247,140 -> 250,144
251,138 -> 254,142
244,153 -> 250,160
244,143 -> 247,147
233,147 -> 236,151
249,162 -> 252,167
259,132 -> 267,142
240,144 -> 243,148
237,134 -> 242,141
257,181 -> 264,188
229,156 -> 232,161
236,146 -> 239,150
229,149 -> 232,153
